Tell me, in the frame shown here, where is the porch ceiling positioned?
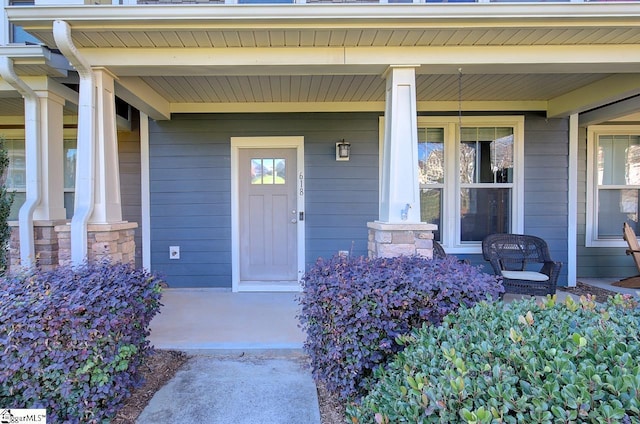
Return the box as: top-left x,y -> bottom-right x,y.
138,73 -> 608,104
6,3 -> 640,119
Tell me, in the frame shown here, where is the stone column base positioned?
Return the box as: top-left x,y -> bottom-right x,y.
367,221 -> 438,258
8,220 -> 70,272
55,222 -> 138,266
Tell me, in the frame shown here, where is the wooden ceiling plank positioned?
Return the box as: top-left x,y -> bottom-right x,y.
114,31 -> 141,48
313,30 -> 331,47
247,76 -> 263,102
371,29 -> 393,47
161,31 -> 183,47
306,75 -> 323,102
290,75 -> 302,102
145,31 -> 170,48
176,31 -> 199,48
222,31 -> 242,48
259,75 -> 272,102
328,29 -> 347,47
285,30 -> 301,47
206,31 -> 227,48
191,31 -> 213,48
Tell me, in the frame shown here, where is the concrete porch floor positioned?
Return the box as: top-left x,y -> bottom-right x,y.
148,279 -> 639,351
148,289 -> 306,351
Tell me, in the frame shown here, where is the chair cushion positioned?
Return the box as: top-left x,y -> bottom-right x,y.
501,270 -> 549,282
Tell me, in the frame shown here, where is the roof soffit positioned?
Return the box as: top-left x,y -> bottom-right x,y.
8,3 -> 640,50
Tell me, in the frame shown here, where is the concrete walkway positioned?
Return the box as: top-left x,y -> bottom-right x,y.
137,351 -> 320,424
141,289 -> 319,424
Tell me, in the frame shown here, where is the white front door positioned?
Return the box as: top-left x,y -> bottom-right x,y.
231,137 -> 305,291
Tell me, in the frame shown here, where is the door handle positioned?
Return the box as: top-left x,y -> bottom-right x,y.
291,218 -> 297,224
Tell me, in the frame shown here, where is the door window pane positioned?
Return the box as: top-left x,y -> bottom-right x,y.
460,188 -> 511,242
251,158 -> 286,185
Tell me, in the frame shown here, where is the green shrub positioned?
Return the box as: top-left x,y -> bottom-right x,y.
348,294 -> 640,424
0,262 -> 164,423
299,254 -> 502,400
0,138 -> 14,273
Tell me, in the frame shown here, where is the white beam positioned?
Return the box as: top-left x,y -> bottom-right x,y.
579,95 -> 640,126
22,76 -> 79,105
78,45 -> 640,71
171,100 -> 547,114
548,74 -> 640,118
115,76 -> 171,121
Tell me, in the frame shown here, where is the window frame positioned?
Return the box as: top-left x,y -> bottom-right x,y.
586,125 -> 640,247
2,129 -> 78,220
419,116 -> 524,253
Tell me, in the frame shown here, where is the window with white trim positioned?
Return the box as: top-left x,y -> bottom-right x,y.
5,138 -> 77,220
5,139 -> 26,220
417,116 -> 524,252
586,125 -> 640,247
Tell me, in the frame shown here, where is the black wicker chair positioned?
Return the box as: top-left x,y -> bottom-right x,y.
433,240 -> 471,264
482,233 -> 562,296
433,240 -> 447,259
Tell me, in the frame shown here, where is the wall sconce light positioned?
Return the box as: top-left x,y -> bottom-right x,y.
336,140 -> 351,161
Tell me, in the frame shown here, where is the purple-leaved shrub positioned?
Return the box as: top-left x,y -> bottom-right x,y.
298,254 -> 503,400
0,262 -> 164,423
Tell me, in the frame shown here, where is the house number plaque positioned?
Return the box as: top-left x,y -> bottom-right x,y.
299,173 -> 304,196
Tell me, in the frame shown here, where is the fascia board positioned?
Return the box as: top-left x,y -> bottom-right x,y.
7,3 -> 640,29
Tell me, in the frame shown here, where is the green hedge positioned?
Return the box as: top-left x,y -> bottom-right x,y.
0,262 -> 164,423
348,294 -> 640,423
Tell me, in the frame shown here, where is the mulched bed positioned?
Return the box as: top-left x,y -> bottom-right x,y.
558,281 -> 620,303
112,349 -> 188,423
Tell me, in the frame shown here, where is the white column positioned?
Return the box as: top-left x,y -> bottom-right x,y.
379,65 -> 421,223
33,90 -> 66,221
567,113 -> 578,287
140,111 -> 151,270
89,68 -> 122,224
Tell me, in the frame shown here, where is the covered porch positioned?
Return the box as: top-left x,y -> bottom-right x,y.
148,278 -> 636,350
2,2 -> 640,287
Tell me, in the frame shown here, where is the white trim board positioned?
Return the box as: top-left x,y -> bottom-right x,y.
230,136 -> 305,292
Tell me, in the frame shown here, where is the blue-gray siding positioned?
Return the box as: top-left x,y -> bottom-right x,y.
148,113 -> 379,287
118,125 -> 143,268
576,126 -> 636,278
522,113 -> 569,286
148,112 -> 572,288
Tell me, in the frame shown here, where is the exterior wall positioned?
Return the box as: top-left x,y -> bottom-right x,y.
148,112 -> 380,287
576,126 -> 637,278
523,112 -> 569,285
118,118 -> 143,268
148,111 -> 576,288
